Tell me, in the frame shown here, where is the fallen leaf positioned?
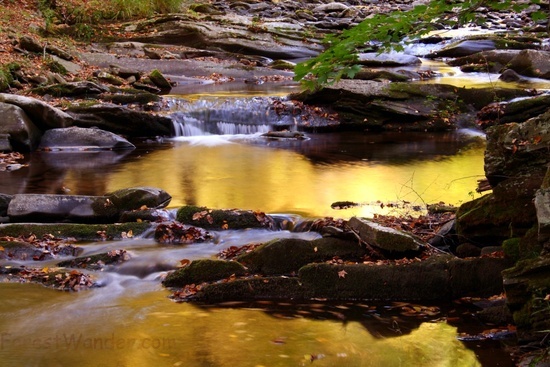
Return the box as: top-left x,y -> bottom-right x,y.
338,270 -> 347,278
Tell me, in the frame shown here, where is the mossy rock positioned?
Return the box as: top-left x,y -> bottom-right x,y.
57,249 -> 129,270
184,277 -> 309,302
235,237 -> 366,275
0,240 -> 43,260
162,259 -> 247,288
0,69 -> 13,92
0,222 -> 151,241
176,205 -> 275,230
148,69 -> 172,90
105,187 -> 172,211
502,237 -> 521,262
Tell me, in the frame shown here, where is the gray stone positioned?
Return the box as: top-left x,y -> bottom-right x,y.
50,55 -> 81,74
0,102 -> 42,151
39,126 -> 135,151
508,49 -> 550,79
105,187 -> 172,210
0,93 -> 74,130
347,217 -> 423,252
535,188 -> 550,243
428,39 -> 496,58
7,194 -> 104,223
357,52 -> 421,66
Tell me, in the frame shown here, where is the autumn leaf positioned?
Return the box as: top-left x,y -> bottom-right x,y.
533,135 -> 542,145
179,259 -> 191,268
338,270 -> 347,278
0,246 -> 4,251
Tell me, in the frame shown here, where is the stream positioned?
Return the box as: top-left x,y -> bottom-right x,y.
0,74 -> 524,366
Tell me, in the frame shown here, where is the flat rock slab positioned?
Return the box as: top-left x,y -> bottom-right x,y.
348,216 -> 423,252
39,126 -> 135,151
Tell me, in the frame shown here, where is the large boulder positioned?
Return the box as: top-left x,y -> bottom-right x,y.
0,102 -> 42,151
105,187 -> 172,210
38,126 -> 135,151
507,49 -> 550,79
176,205 -> 276,230
0,93 -> 74,130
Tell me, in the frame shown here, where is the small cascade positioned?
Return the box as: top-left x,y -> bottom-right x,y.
169,96 -> 296,137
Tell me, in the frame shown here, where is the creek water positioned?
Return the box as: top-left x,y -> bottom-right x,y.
0,80 -> 518,366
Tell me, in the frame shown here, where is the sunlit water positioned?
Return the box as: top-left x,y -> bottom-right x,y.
0,82 -> 516,366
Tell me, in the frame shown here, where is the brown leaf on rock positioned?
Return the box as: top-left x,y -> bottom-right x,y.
338,270 -> 347,278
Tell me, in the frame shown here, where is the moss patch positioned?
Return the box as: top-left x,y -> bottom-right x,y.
163,259 -> 247,288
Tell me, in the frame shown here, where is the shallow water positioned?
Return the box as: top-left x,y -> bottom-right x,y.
0,83 -> 516,366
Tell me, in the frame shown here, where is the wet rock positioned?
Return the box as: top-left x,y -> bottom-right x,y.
177,254 -> 510,302
0,222 -> 152,240
0,93 -> 74,130
347,217 -> 423,253
427,39 -> 497,58
176,205 -> 276,230
38,126 -> 135,151
0,102 -> 42,151
235,237 -> 367,275
508,49 -> 550,79
66,103 -> 174,137
57,249 -> 130,271
154,222 -> 212,244
535,187 -> 550,243
163,259 -> 247,287
499,69 -> 527,82
261,130 -> 306,140
357,52 -> 421,66
105,186 -> 172,210
448,50 -> 522,72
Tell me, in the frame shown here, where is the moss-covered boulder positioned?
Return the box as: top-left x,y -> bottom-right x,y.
57,249 -> 130,271
105,187 -> 172,211
176,205 -> 276,230
148,69 -> 172,90
236,237 -> 367,275
0,222 -> 151,241
503,257 -> 550,341
162,259 -> 247,288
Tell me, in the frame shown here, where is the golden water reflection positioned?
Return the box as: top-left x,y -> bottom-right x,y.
0,283 -> 480,367
88,135 -> 487,218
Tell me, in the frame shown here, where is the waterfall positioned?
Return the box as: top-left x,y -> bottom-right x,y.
169,96 -> 295,137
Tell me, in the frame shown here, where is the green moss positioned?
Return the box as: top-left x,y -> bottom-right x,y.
502,237 -> 521,262
0,222 -> 152,241
176,205 -> 273,230
163,259 -> 246,287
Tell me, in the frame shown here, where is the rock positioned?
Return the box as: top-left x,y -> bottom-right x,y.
38,126 -> 135,151
499,69 -> 526,82
49,55 -> 81,74
357,52 -> 421,66
428,39 -> 497,58
456,178 -> 539,247
476,94 -> 550,129
347,217 -> 423,253
508,49 -> 550,79
18,35 -> 43,53
0,222 -> 152,240
261,130 -> 306,139
105,187 -> 172,210
534,188 -> 550,243
32,81 -> 109,97
484,110 -> 550,187
503,257 -> 550,341
235,237 -> 367,275
455,243 -> 481,258
312,3 -> 349,13
148,69 -> 172,90
7,194 -> 112,223
162,259 -> 247,287
448,50 -> 522,72
0,194 -> 12,217
176,205 -> 276,230
57,249 -> 130,271
66,103 -> 174,137
0,102 -> 42,151
0,134 -> 12,152
0,93 -> 74,130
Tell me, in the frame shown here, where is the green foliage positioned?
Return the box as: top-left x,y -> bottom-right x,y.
294,0 -> 546,90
